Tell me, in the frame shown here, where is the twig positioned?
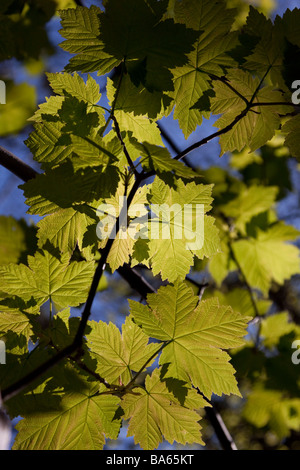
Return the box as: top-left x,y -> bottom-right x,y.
173,64 -> 275,164
173,106 -> 249,162
157,122 -> 197,171
201,70 -> 250,106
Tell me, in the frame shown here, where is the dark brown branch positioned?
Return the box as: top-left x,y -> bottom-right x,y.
173,65 -> 276,164
0,146 -> 38,182
157,123 -> 197,171
201,70 -> 249,106
205,404 -> 238,450
117,264 -> 156,297
174,106 -> 249,162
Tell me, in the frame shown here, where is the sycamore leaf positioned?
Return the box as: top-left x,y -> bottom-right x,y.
36,208 -> 97,257
142,176 -> 219,282
211,69 -> 293,155
242,7 -> 285,87
0,249 -> 95,310
47,72 -> 101,108
130,140 -> 198,179
279,7 -> 300,48
21,161 -> 119,216
86,315 -> 159,385
171,0 -> 238,137
130,281 -> 249,399
0,311 -> 32,340
121,369 -> 205,450
232,222 -> 300,294
107,78 -> 164,146
59,5 -> 119,75
13,383 -> 121,450
99,0 -> 198,92
111,73 -> 172,120
25,120 -> 74,169
60,0 -> 198,90
30,73 -> 104,125
202,287 -> 271,319
260,311 -> 300,349
219,185 -> 278,234
26,97 -> 113,171
97,178 -> 150,272
242,388 -> 300,439
208,236 -> 237,286
29,95 -> 65,123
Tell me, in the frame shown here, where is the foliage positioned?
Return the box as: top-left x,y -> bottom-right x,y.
0,0 -> 300,451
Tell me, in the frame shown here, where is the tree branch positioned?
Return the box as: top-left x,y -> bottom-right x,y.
0,146 -> 38,182
173,106 -> 249,162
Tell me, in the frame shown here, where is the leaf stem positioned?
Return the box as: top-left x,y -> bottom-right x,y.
124,340 -> 172,391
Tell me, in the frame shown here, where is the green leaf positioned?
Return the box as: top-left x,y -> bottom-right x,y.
25,120 -> 73,169
29,72 -> 104,125
279,7 -> 300,48
232,222 -> 300,294
130,281 -> 249,399
99,0 -> 198,92
243,388 -> 300,439
202,287 -> 271,319
107,78 -> 164,146
13,382 -> 121,450
21,161 -> 119,216
130,140 -> 197,179
47,72 -> 101,107
143,176 -> 219,282
86,315 -> 159,385
219,185 -> 278,234
112,73 -> 172,120
171,0 -> 238,137
36,208 -> 97,257
242,7 -> 285,87
260,311 -> 300,349
97,178 -> 150,272
0,311 -> 33,340
26,94 -> 113,171
59,5 -> 119,75
121,369 -> 205,450
211,69 -> 293,155
0,248 -> 95,310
